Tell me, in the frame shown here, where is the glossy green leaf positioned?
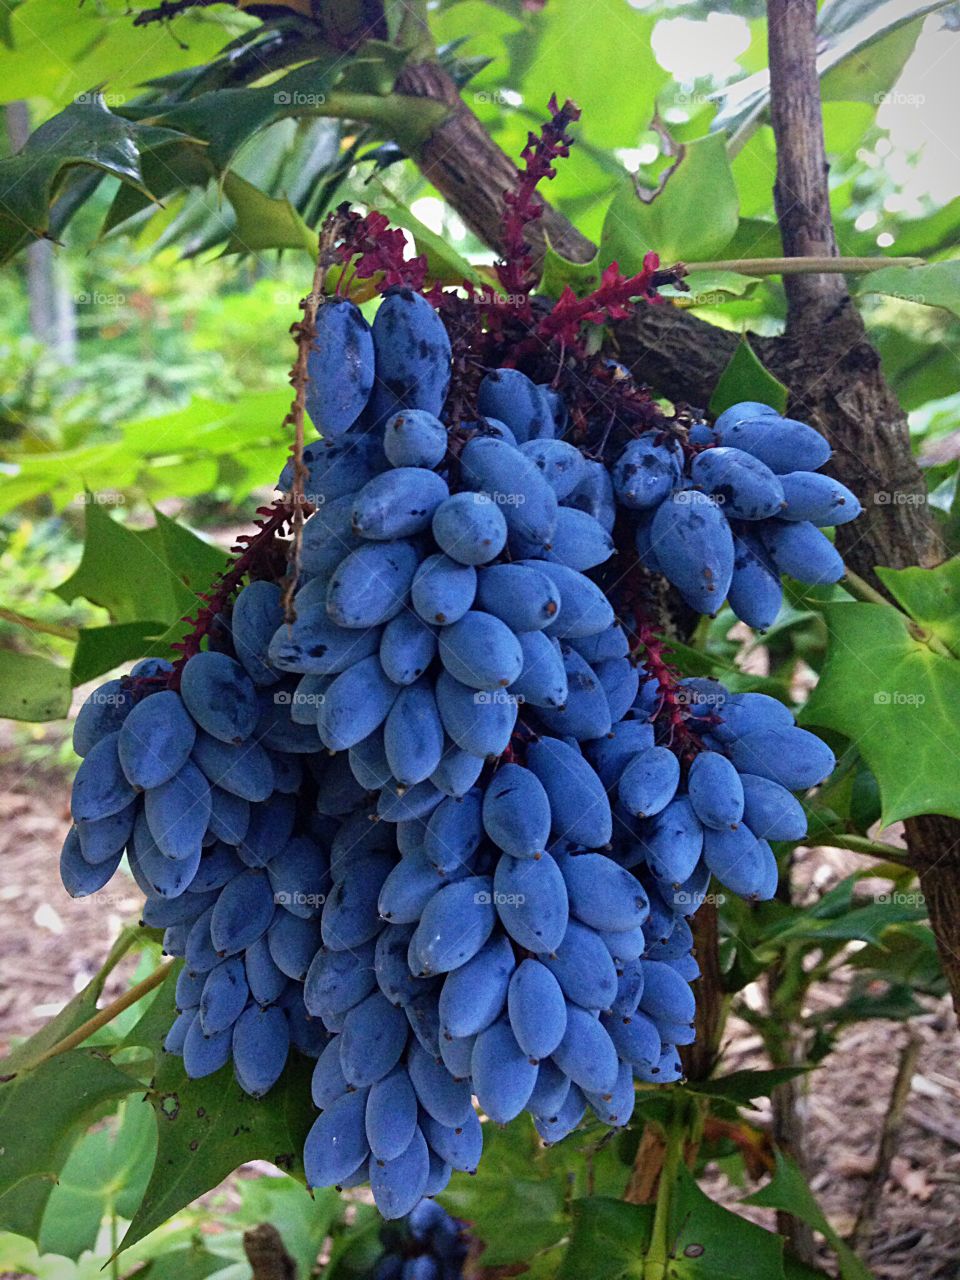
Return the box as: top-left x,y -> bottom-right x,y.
54,502 -> 225,632
121,1051 -> 315,1252
134,1244 -> 239,1280
686,1068 -> 810,1107
602,135 -> 739,274
876,558 -> 960,657
668,1166 -> 787,1279
801,596 -> 960,825
0,1050 -> 143,1242
0,649 -> 70,721
440,1116 -> 629,1266
858,261 -> 960,321
744,1153 -> 871,1280
559,1198 -> 653,1280
222,172 -> 316,257
709,336 -> 788,415
70,621 -> 165,686
560,1170 -> 788,1280
0,95 -> 181,265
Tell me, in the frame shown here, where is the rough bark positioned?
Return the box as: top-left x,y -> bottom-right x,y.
764,0 -> 960,1019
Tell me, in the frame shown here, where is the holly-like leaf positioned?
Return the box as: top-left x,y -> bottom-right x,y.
744,1153 -> 872,1280
668,1166 -> 787,1279
0,649 -> 71,721
801,563 -> 960,824
71,621 -> 166,686
601,135 -> 739,274
440,1117 -> 629,1267
686,1068 -> 810,1107
559,1198 -> 653,1280
0,1050 -> 143,1242
560,1170 -> 787,1280
55,502 -> 226,632
709,336 -> 788,416
120,1051 -> 315,1253
222,171 -> 317,257
0,94 -> 182,264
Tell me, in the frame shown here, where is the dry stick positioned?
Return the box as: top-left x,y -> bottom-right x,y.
850,1032 -> 922,1251
280,215 -> 346,623
32,962 -> 172,1067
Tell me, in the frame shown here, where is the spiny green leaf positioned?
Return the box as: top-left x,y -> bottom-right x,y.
38,1098 -> 157,1259
120,1051 -> 315,1253
0,94 -> 181,264
440,1116 -> 629,1267
800,595 -> 960,825
559,1198 -> 652,1280
71,621 -> 165,686
667,1166 -> 787,1279
744,1153 -> 872,1280
222,171 -> 316,257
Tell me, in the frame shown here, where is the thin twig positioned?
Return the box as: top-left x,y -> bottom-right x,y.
679,256 -> 924,276
0,607 -> 79,641
32,963 -> 172,1067
850,1032 -> 921,1249
805,831 -> 913,867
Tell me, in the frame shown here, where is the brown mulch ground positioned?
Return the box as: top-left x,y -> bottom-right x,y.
1,764 -> 959,1279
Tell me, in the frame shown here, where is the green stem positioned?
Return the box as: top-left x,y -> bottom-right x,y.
33,963 -> 172,1065
293,92 -> 450,150
843,568 -> 953,657
0,607 -> 79,641
643,1113 -> 686,1280
803,830 -> 913,866
682,255 -> 924,276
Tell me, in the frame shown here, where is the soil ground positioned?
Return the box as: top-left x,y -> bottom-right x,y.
1,759 -> 958,1280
